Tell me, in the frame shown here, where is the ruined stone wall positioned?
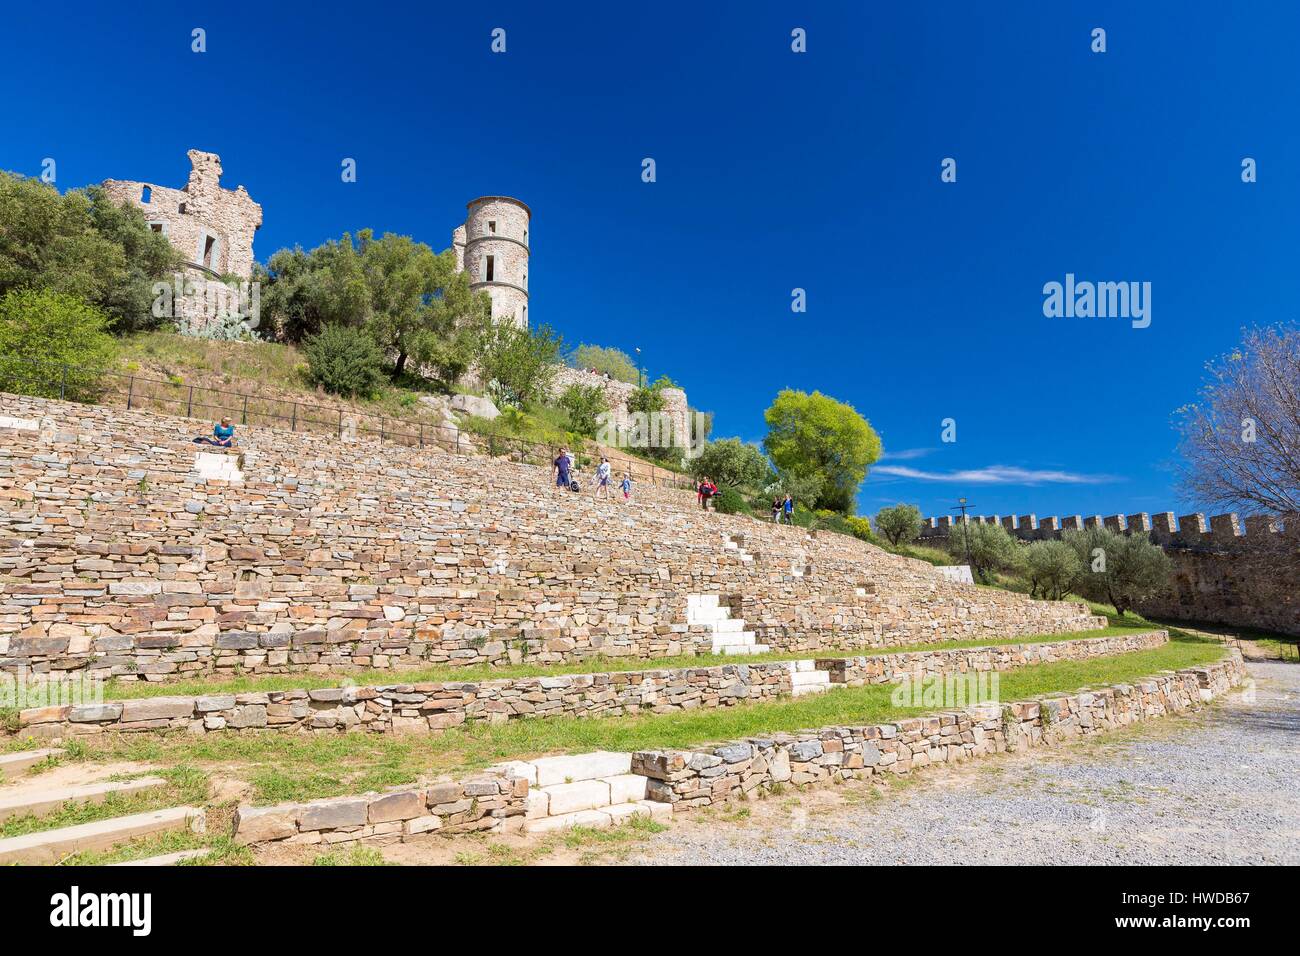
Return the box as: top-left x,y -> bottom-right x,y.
633,652 -> 1245,808
918,510 -> 1299,636
0,394 -> 1102,678
549,366 -> 692,456
102,149 -> 262,280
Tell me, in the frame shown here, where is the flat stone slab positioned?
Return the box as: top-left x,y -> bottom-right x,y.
0,748 -> 64,780
542,779 -> 611,815
523,800 -> 670,833
0,776 -> 169,822
0,416 -> 39,430
603,773 -> 648,804
0,806 -> 204,865
108,849 -> 209,866
531,751 -> 631,787
194,452 -> 243,483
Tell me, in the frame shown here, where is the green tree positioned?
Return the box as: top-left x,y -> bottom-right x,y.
947,521 -> 1023,583
762,389 -> 882,513
1023,540 -> 1083,600
0,172 -> 181,332
558,382 -> 610,438
764,468 -> 825,509
302,324 -> 387,399
572,344 -> 639,384
692,438 -> 770,489
472,320 -> 563,408
874,503 -> 923,547
713,486 -> 749,515
0,288 -> 117,401
1062,528 -> 1173,617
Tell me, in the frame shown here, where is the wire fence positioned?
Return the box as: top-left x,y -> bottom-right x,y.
0,353 -> 695,489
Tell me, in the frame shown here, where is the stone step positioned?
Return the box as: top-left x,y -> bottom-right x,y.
713,618 -> 746,634
523,799 -> 671,833
526,751 -> 632,787
687,607 -> 730,625
0,776 -> 169,823
716,643 -> 770,656
107,849 -> 209,866
0,806 -> 205,865
711,631 -> 757,650
686,594 -> 719,610
790,670 -> 831,696
0,748 -> 65,781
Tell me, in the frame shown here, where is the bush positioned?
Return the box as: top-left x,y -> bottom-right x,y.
947,521 -> 1023,582
842,515 -> 875,542
303,324 -> 387,399
1062,528 -> 1173,617
1023,540 -> 1083,600
557,382 -> 609,438
692,438 -> 770,489
874,503 -> 923,546
572,344 -> 639,384
713,486 -> 748,515
0,288 -> 117,402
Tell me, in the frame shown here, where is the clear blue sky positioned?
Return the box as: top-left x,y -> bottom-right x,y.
3,1 -> 1296,521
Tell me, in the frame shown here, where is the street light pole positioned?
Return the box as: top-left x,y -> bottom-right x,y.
950,496 -> 974,571
635,346 -> 645,388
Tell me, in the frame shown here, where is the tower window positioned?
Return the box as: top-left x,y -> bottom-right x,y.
202,235 -> 216,268
178,202 -> 186,214
488,220 -> 496,233
141,186 -> 152,203
485,255 -> 495,281
523,228 -> 528,243
150,223 -> 164,233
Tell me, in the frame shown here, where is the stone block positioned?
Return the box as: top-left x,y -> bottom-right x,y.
542,779 -> 611,815
531,751 -> 631,786
368,790 -> 426,824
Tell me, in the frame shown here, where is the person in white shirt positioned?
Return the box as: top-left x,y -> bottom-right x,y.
594,457 -> 612,500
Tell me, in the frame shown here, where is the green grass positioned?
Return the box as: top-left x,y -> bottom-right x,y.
96,625 -> 1155,701
0,765 -> 210,840
51,639 -> 1224,807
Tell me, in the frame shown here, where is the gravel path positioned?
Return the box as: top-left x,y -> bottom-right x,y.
627,662 -> 1300,866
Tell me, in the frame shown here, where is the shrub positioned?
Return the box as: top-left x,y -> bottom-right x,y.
0,288 -> 117,402
713,486 -> 748,515
947,521 -> 1023,582
572,344 -> 639,384
874,503 -> 923,546
692,438 -> 770,489
303,324 -> 386,399
843,515 -> 875,542
1062,528 -> 1173,617
473,321 -> 562,408
1023,540 -> 1083,600
557,382 -> 609,438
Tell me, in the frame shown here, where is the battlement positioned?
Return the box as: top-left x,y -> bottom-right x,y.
918,510 -> 1294,549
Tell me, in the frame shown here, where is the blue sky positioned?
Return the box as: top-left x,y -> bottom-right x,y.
3,1 -> 1297,521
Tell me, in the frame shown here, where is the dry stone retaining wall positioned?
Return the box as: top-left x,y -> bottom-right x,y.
9,631 -> 1166,741
632,651 -> 1246,809
1,394 -> 1101,678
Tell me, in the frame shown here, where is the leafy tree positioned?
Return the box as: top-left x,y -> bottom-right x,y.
302,324 -> 387,399
713,486 -> 749,515
1062,528 -> 1173,618
762,389 -> 882,513
1175,323 -> 1300,514
472,320 -> 562,408
0,288 -> 117,402
692,438 -> 770,489
0,172 -> 181,332
874,503 -> 923,547
572,344 -> 639,384
947,521 -> 1022,583
558,382 -> 609,438
1023,540 -> 1083,600
763,468 -> 825,509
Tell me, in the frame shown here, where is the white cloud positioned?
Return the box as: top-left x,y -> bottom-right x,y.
872,464 -> 1118,485
878,447 -> 933,461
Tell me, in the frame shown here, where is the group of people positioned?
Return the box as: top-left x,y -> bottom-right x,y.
552,447 -> 633,501
771,494 -> 794,523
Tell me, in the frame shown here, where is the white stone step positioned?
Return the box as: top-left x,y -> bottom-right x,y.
0,748 -> 64,780
713,618 -> 746,634
711,631 -> 756,650
523,800 -> 671,833
108,849 -> 209,866
687,606 -> 730,625
0,776 -> 169,822
686,594 -> 719,610
716,643 -> 770,656
0,806 -> 205,865
528,751 -> 632,787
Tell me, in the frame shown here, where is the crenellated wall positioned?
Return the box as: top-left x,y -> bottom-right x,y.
917,510 -> 1299,636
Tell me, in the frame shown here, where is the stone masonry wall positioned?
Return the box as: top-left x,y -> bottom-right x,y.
632,651 -> 1245,809
919,511 -> 1299,637
0,393 -> 1102,678
8,632 -> 1166,742
548,366 -> 692,457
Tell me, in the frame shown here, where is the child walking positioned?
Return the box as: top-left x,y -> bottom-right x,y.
620,472 -> 633,501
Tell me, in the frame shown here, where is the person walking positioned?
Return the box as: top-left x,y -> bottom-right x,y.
782,493 -> 794,524
553,446 -> 572,495
771,497 -> 781,522
594,456 -> 612,500
620,472 -> 633,501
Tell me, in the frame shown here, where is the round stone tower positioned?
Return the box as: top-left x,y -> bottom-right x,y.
462,196 -> 530,328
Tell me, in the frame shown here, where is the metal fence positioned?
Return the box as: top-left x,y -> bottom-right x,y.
0,353 -> 694,489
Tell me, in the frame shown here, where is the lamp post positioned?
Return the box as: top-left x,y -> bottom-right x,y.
635,346 -> 645,388
950,496 -> 974,571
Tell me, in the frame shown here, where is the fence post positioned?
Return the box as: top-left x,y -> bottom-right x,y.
380,418 -> 385,443
186,385 -> 194,418
126,376 -> 135,410
241,395 -> 248,425
338,410 -> 343,439
59,364 -> 67,401
291,404 -> 297,432
419,423 -> 424,447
